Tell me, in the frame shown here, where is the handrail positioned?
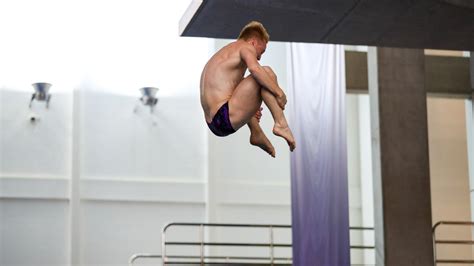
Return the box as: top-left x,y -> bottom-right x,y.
130,223 -> 375,265
128,253 -> 162,266
129,254 -> 290,266
432,220 -> 474,265
165,241 -> 292,247
162,222 -> 292,231
163,241 -> 375,249
161,222 -> 292,265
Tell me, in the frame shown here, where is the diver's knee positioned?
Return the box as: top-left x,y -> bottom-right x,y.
262,66 -> 273,73
262,66 -> 277,81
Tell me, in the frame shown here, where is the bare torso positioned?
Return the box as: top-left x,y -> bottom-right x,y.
200,40 -> 249,123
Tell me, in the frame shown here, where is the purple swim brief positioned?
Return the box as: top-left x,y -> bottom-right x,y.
207,102 -> 236,137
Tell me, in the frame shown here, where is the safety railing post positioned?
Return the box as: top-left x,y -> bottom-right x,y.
269,225 -> 274,266
162,228 -> 167,265
200,224 -> 204,265
432,224 -> 438,265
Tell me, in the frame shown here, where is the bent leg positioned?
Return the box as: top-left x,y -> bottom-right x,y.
248,116 -> 275,157
261,66 -> 296,151
228,75 -> 275,156
228,75 -> 266,130
228,67 -> 295,152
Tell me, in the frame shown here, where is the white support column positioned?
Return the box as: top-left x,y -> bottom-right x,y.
70,88 -> 82,266
367,47 -> 384,266
468,98 -> 474,219
358,94 -> 374,265
468,53 -> 474,221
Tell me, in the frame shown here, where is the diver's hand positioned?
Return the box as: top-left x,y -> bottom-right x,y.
255,107 -> 263,122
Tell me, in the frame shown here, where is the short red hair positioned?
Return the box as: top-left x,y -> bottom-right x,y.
238,21 -> 270,43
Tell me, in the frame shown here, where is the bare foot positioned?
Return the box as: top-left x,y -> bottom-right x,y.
273,124 -> 296,152
250,132 -> 276,158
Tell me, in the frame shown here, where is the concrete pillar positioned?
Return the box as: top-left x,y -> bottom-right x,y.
368,47 -> 434,266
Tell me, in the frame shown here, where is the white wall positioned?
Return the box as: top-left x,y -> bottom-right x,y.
0,89 -> 73,266
428,98 -> 472,262
0,90 -> 73,177
1,199 -> 70,266
429,98 -> 471,222
0,84 -> 209,266
0,1 -> 211,266
80,92 -> 206,180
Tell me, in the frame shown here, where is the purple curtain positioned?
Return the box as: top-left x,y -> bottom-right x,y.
287,43 -> 350,266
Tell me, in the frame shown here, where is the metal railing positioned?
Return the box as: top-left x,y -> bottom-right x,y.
433,221 -> 474,265
161,223 -> 292,265
129,222 -> 374,266
129,253 -> 162,265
